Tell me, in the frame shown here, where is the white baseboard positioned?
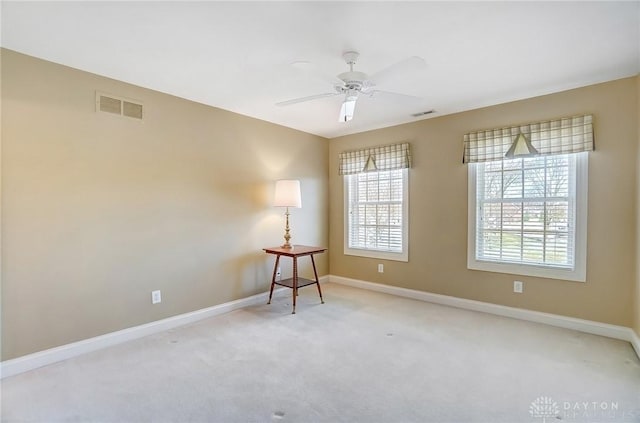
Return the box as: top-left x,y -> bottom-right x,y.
1,276 -> 328,379
2,273 -> 635,378
630,329 -> 640,359
329,275 -> 640,359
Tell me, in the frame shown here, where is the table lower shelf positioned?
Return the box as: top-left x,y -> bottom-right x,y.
273,277 -> 318,289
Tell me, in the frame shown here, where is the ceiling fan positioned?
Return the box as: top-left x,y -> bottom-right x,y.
276,51 -> 426,122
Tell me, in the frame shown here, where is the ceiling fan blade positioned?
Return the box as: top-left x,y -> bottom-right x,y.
367,56 -> 426,86
367,89 -> 422,101
276,92 -> 339,107
290,61 -> 345,86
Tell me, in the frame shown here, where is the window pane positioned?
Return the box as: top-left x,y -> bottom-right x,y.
481,203 -> 502,231
379,178 -> 391,201
523,168 -> 545,197
545,232 -> 570,265
389,204 -> 402,226
479,230 -> 502,259
367,179 -> 378,201
390,177 -> 402,201
484,160 -> 501,171
523,202 -> 544,231
524,156 -> 546,169
357,179 -> 367,201
502,202 -> 522,231
483,171 -> 503,199
365,205 -> 377,225
389,227 -> 402,248
378,204 -> 389,225
503,170 -> 523,198
356,204 -> 365,225
546,202 -> 569,231
501,231 -> 522,260
503,158 -> 522,170
547,164 -> 569,197
522,232 -> 544,263
365,227 -> 376,249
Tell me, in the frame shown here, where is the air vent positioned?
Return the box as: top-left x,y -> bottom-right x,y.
123,101 -> 143,119
99,95 -> 121,114
411,110 -> 435,117
96,92 -> 143,120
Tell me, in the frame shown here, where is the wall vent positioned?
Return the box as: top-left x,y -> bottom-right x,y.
411,110 -> 435,117
96,92 -> 143,120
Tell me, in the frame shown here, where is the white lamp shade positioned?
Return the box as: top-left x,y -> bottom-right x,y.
274,180 -> 302,208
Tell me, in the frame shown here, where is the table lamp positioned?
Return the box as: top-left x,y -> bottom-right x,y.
274,179 -> 302,249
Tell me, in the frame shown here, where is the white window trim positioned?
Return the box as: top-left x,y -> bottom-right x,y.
343,168 -> 409,262
467,152 -> 588,282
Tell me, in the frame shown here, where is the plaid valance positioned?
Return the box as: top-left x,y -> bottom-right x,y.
463,114 -> 594,164
339,142 -> 411,175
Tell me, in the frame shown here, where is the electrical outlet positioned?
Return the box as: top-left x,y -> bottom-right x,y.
151,290 -> 162,304
378,264 -> 384,273
513,281 -> 523,294
276,266 -> 281,281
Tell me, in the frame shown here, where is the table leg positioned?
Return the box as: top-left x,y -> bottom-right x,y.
311,254 -> 324,304
292,256 -> 298,314
267,255 -> 280,305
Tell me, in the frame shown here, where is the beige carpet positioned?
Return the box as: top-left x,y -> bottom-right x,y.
2,283 -> 639,422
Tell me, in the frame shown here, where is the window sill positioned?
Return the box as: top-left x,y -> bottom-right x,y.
344,247 -> 408,262
467,258 -> 585,282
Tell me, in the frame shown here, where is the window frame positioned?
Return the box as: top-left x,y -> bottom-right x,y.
467,152 -> 588,282
343,168 -> 409,262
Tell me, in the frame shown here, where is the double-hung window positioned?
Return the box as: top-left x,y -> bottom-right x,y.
465,115 -> 593,282
340,143 -> 410,262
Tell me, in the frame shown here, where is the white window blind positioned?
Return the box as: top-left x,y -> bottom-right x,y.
463,114 -> 594,164
346,169 -> 406,255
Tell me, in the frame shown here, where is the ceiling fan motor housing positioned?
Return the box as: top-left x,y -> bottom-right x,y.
337,51 -> 374,94
338,71 -> 368,85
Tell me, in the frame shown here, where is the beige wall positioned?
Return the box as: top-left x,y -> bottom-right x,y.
330,77 -> 638,327
1,49 -> 329,360
2,47 -> 638,361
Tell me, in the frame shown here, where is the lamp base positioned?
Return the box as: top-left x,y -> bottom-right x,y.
282,208 -> 293,249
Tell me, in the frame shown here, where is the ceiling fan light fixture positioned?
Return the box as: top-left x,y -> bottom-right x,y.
339,94 -> 358,122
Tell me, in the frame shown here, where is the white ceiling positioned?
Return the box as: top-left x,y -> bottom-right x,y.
2,1 -> 639,139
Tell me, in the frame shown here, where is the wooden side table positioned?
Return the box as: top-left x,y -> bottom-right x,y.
263,245 -> 326,314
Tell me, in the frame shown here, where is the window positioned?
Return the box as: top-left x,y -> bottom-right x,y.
468,152 -> 587,281
464,114 -> 593,281
339,142 -> 411,261
344,168 -> 408,261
